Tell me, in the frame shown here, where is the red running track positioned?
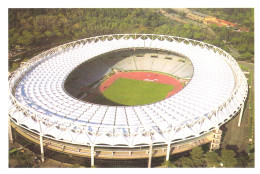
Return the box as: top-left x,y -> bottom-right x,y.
99,71 -> 183,98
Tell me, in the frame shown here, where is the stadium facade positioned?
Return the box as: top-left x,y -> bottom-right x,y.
8,34 -> 248,167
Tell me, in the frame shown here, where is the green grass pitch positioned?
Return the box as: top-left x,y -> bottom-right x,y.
102,78 -> 174,106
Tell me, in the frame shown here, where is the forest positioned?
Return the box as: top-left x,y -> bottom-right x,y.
8,8 -> 254,69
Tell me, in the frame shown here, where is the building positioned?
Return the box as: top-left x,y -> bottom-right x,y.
186,13 -> 204,22
186,11 -> 210,22
8,34 -> 248,167
204,17 -> 238,27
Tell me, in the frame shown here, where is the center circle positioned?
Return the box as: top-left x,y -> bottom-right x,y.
64,48 -> 193,106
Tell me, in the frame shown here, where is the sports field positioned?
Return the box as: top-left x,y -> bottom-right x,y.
102,78 -> 174,106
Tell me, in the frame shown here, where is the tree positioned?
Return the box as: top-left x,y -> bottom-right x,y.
9,32 -> 20,47
193,32 -> 206,41
17,30 -> 35,46
247,151 -> 254,167
204,151 -> 219,167
8,8 -> 254,63
219,27 -> 229,41
190,146 -> 205,167
178,11 -> 187,18
247,45 -> 254,55
183,24 -> 190,30
71,163 -> 81,168
236,151 -> 249,167
33,30 -> 44,43
161,160 -> 176,168
219,150 -> 237,167
241,52 -> 253,60
44,31 -> 54,38
238,44 -> 248,54
175,157 -> 194,167
54,30 -> 63,37
230,37 -> 241,45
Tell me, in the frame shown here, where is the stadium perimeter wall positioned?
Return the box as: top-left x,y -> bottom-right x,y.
11,121 -> 214,160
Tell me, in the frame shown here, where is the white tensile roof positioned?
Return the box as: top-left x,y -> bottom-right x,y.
9,34 -> 248,147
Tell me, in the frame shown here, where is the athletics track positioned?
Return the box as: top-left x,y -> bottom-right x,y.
99,71 -> 183,98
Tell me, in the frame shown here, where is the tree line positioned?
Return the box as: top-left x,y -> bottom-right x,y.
8,8 -> 254,64
161,146 -> 254,168
8,9 -> 167,49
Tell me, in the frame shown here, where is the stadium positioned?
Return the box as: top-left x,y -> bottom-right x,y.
8,34 -> 248,167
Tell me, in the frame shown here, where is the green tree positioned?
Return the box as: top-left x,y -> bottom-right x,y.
44,31 -> 54,38
33,30 -> 44,42
54,30 -> 63,37
17,30 -> 35,46
238,44 -> 248,54
9,32 -> 20,47
71,163 -> 81,168
183,24 -> 190,30
204,151 -> 219,167
190,146 -> 205,167
236,152 -> 249,167
247,45 -> 254,55
247,152 -> 254,167
193,32 -> 206,41
219,150 -> 237,167
230,37 -> 241,45
175,157 -> 194,167
219,27 -> 229,41
161,160 -> 176,168
8,8 -> 254,63
241,52 -> 253,60
178,11 -> 187,18
9,151 -> 34,167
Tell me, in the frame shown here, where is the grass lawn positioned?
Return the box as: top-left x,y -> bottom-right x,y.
102,78 -> 174,106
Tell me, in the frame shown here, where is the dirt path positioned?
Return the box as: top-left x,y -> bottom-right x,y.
160,9 -> 188,24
